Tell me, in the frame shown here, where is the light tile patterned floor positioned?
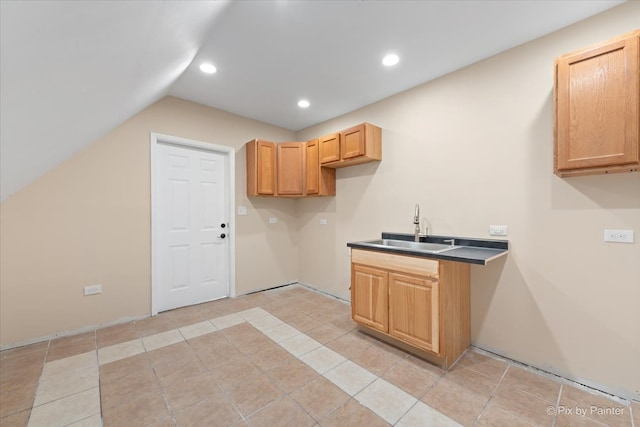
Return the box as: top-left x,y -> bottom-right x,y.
0,284 -> 636,427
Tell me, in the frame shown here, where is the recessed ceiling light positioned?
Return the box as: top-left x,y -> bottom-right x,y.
382,54 -> 399,67
199,63 -> 217,74
298,99 -> 310,108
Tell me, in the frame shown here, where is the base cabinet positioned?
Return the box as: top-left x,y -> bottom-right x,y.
389,272 -> 439,354
350,249 -> 469,368
351,264 -> 388,333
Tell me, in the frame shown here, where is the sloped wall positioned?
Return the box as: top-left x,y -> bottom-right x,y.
0,96 -> 297,346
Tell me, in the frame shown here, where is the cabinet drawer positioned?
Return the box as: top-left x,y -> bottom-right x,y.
351,249 -> 438,279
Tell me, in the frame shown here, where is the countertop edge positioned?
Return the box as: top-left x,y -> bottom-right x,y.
347,232 -> 509,265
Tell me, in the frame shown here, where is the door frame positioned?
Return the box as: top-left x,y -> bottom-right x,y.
150,132 -> 236,315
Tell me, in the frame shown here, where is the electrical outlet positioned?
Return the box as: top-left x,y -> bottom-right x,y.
604,229 -> 634,243
84,284 -> 102,296
319,218 -> 327,225
269,217 -> 278,224
489,225 -> 508,236
237,206 -> 247,216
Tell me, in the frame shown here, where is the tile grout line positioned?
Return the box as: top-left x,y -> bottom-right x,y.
31,297 -> 629,427
254,308 -> 461,426
552,382 -> 563,427
25,304 -> 460,427
470,362 -> 511,426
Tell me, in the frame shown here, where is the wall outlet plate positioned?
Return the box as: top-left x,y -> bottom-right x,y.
604,229 -> 634,243
269,217 -> 278,224
489,225 -> 508,236
320,218 -> 327,225
237,206 -> 247,216
84,284 -> 102,296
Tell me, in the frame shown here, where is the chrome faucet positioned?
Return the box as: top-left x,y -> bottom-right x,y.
414,204 -> 421,242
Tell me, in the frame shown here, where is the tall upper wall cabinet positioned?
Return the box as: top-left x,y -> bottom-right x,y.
306,139 -> 336,196
246,139 -> 276,196
246,122 -> 380,198
554,30 -> 640,177
247,140 -> 312,198
276,142 -> 305,196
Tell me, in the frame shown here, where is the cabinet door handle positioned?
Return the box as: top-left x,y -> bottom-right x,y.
219,233 -> 226,239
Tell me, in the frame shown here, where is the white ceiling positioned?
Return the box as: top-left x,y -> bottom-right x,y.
0,0 -> 625,201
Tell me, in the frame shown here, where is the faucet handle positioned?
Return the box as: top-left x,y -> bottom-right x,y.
444,238 -> 455,246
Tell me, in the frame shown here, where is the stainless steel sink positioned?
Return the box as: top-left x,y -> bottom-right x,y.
362,239 -> 458,254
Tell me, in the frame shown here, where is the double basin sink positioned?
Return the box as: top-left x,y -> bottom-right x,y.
348,233 -> 510,265
360,238 -> 457,254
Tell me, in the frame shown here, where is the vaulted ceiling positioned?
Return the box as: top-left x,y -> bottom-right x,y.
0,0 -> 625,200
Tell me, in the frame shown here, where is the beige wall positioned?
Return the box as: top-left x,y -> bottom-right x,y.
1,3 -> 638,402
0,96 -> 298,347
296,3 -> 640,400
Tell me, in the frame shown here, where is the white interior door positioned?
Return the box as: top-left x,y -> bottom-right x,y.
156,142 -> 229,312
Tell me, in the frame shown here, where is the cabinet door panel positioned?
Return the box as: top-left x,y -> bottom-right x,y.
351,264 -> 388,332
256,140 -> 276,195
341,124 -> 366,160
305,139 -> 319,195
320,133 -> 341,164
277,142 -> 304,195
389,272 -> 439,354
555,30 -> 639,175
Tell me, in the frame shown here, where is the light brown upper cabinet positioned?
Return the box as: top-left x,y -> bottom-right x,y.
306,139 -> 336,196
246,122 -> 380,197
277,142 -> 305,196
319,133 -> 341,164
321,123 -> 382,168
246,139 -> 276,196
554,30 -> 640,177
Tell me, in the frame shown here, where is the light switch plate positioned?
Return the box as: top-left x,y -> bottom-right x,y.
269,217 -> 278,224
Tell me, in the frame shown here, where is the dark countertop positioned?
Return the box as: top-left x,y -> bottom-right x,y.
347,232 -> 509,265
